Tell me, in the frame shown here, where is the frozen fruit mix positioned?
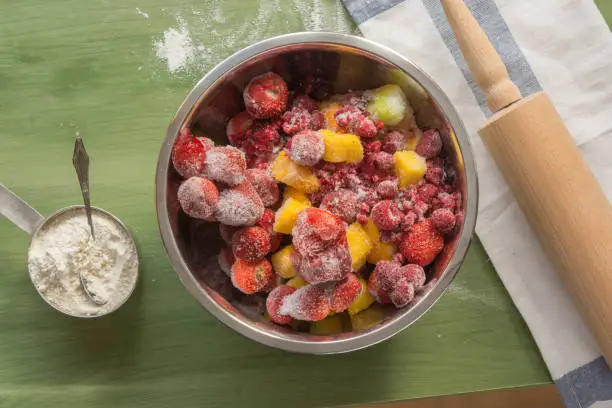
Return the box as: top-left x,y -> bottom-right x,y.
170,69 -> 463,330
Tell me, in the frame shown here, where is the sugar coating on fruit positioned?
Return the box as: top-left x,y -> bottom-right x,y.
215,181 -> 264,226
400,219 -> 444,266
177,176 -> 219,220
226,111 -> 253,147
171,129 -> 214,179
231,259 -> 273,294
292,208 -> 346,255
280,284 -> 331,321
245,169 -> 279,207
415,129 -> 442,158
232,226 -> 271,262
243,72 -> 288,119
430,208 -> 456,233
288,130 -> 325,167
371,200 -> 403,231
205,146 -> 246,186
330,273 -> 362,313
292,244 -> 352,283
320,189 -> 359,223
266,285 -> 296,325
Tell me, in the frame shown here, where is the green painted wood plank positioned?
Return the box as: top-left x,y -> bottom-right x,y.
3,0 -> 609,406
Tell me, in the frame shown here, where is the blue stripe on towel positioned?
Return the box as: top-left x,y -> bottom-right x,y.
343,0 -> 405,25
556,357 -> 612,408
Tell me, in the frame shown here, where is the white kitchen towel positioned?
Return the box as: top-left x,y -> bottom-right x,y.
340,0 -> 612,406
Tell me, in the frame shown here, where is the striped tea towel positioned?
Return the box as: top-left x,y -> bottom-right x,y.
340,0 -> 612,406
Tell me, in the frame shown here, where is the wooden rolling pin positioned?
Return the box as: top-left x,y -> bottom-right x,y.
441,0 -> 612,367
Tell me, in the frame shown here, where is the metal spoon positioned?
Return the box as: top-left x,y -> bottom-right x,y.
72,135 -> 107,305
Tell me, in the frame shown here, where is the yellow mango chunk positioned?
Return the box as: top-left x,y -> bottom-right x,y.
350,305 -> 386,331
320,129 -> 364,164
286,276 -> 308,289
273,197 -> 311,234
363,218 -> 397,264
283,187 -> 309,204
363,217 -> 381,244
347,277 -> 375,316
346,223 -> 372,271
319,101 -> 342,132
310,315 -> 343,335
271,245 -> 297,279
271,151 -> 320,193
393,150 -> 427,188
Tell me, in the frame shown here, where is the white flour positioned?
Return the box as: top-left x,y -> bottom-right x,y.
28,208 -> 138,317
153,16 -> 195,73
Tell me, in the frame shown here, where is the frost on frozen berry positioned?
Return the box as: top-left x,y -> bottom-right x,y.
243,72 -> 288,119
177,176 -> 219,220
266,285 -> 296,325
217,246 -> 236,276
245,169 -> 279,207
291,94 -> 318,112
256,208 -> 275,231
292,208 -> 346,255
382,130 -> 407,154
288,130 -> 325,167
400,219 -> 444,266
242,123 -> 280,158
232,226 -> 271,262
371,152 -> 395,172
280,284 -> 331,321
204,146 -> 246,186
389,279 -> 415,307
334,106 -> 378,139
415,129 -> 442,158
293,244 -> 352,284
231,259 -> 273,294
330,273 -> 362,313
226,111 -> 253,147
377,179 -> 399,199
430,208 -> 456,233
171,129 -> 214,179
371,200 -> 403,231
320,189 -> 359,224
417,183 -> 439,204
399,264 -> 426,289
215,180 -> 265,226
281,108 -> 314,135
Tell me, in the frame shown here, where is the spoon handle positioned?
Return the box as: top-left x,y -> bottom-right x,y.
0,183 -> 44,236
72,135 -> 95,239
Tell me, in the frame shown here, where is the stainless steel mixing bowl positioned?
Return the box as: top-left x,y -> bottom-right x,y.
155,32 -> 477,354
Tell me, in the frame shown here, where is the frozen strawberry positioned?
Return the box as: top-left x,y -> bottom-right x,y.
204,146 -> 246,186
171,129 -> 214,179
266,285 -> 296,325
226,111 -> 253,147
320,189 -> 359,224
330,273 -> 362,313
219,223 -> 241,244
292,208 -> 346,255
334,106 -> 378,138
293,244 -> 352,283
430,208 -> 456,233
399,264 -> 426,289
389,279 -> 415,307
215,180 -> 264,226
382,130 -> 407,154
371,200 -> 403,231
243,72 -> 288,119
377,179 -> 399,199
415,129 -> 442,158
417,183 -> 439,204
231,259 -> 273,294
280,284 -> 331,321
232,226 -> 271,262
218,246 -> 236,276
288,130 -> 324,167
291,94 -> 318,112
177,176 -> 219,220
269,232 -> 282,253
245,169 -> 279,207
243,123 -> 280,157
400,219 -> 444,266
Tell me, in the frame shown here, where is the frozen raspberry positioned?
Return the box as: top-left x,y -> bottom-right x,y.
377,179 -> 399,199
334,106 -> 378,139
219,223 -> 241,244
292,208 -> 346,255
418,183 -> 439,204
399,264 -> 426,289
380,230 -> 401,244
425,166 -> 444,185
392,252 -> 405,265
415,129 -> 442,158
215,180 -> 264,226
400,219 -> 444,266
226,111 -> 253,147
280,284 -> 330,322
177,177 -> 219,220
357,213 -> 368,225
340,92 -> 368,111
401,211 -> 417,232
171,129 -> 214,179
371,200 -> 403,231
320,189 -> 359,224
291,94 -> 318,112
282,107 -> 311,135
204,146 -> 246,186
288,130 -> 325,167
245,169 -> 279,207
389,279 -> 415,307
309,110 -> 326,130
231,259 -> 273,294
293,245 -> 352,283
247,155 -> 273,171
430,208 -> 456,233
382,130 -> 407,154
437,192 -> 457,211
242,123 -> 280,158
371,261 -> 401,292
232,226 -> 271,262
266,285 -> 296,325
243,72 -> 288,119
371,152 -> 395,172
364,140 -> 382,154
217,246 -> 236,276
330,274 -> 362,313
413,200 -> 429,220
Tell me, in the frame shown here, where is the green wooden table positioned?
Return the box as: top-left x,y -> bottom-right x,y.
0,1 -> 610,407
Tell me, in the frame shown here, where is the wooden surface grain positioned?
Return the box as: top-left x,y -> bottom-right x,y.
0,0 -> 609,407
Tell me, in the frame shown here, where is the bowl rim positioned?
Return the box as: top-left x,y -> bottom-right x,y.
155,32 -> 478,354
